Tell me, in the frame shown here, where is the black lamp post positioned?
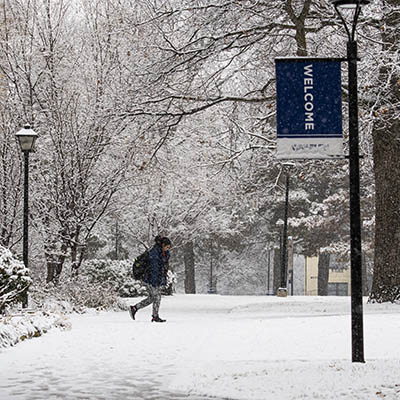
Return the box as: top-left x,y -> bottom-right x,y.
279,173 -> 289,295
331,0 -> 370,363
277,163 -> 295,297
16,124 -> 38,308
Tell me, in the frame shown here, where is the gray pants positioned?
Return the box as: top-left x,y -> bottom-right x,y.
135,284 -> 162,317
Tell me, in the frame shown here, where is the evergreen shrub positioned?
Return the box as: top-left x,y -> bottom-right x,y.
0,246 -> 32,314
81,259 -> 147,297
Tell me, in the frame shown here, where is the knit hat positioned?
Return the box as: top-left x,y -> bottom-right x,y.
161,237 -> 171,246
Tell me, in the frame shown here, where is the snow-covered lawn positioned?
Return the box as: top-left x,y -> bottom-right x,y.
0,294 -> 399,399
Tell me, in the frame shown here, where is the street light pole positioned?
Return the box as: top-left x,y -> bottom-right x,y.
267,246 -> 271,295
280,173 -> 289,290
277,162 -> 296,298
331,0 -> 370,363
16,125 -> 38,309
22,150 -> 30,308
288,236 -> 294,295
347,36 -> 364,364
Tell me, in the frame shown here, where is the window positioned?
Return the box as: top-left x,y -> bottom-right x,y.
328,282 -> 348,296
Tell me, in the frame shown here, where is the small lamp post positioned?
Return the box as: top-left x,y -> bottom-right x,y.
331,0 -> 370,363
16,124 -> 38,308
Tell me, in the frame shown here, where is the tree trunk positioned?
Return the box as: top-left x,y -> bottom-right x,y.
71,244 -> 87,278
370,4 -> 400,303
70,228 -> 82,278
209,239 -> 215,293
371,125 -> 400,302
318,252 -> 330,296
285,0 -> 311,56
45,240 -> 68,284
184,240 -> 196,294
70,243 -> 78,278
46,261 -> 55,284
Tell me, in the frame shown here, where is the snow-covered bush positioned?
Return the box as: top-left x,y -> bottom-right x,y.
162,270 -> 178,295
28,259 -> 176,313
29,259 -> 150,313
0,246 -> 32,313
30,277 -> 122,313
0,311 -> 71,349
167,269 -> 178,287
81,259 -> 147,297
59,277 -> 121,310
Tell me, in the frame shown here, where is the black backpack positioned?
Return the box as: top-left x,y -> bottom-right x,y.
132,251 -> 149,280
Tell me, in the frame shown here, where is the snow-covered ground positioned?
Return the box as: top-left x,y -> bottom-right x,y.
0,294 -> 399,399
0,311 -> 71,349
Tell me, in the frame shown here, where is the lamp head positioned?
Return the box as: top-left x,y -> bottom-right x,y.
331,0 -> 370,41
331,0 -> 370,9
282,161 -> 296,168
16,124 -> 38,152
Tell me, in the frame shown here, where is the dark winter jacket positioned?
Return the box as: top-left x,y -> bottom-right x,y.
143,244 -> 170,287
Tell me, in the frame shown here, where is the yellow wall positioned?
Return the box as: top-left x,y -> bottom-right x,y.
329,268 -> 351,295
305,256 -> 351,296
305,256 -> 318,296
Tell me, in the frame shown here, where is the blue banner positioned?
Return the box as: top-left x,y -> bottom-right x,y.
275,58 -> 343,159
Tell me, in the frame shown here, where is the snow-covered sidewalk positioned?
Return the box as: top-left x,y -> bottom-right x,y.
0,295 -> 399,399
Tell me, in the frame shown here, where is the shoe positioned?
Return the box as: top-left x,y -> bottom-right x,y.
129,306 -> 137,320
151,315 -> 166,323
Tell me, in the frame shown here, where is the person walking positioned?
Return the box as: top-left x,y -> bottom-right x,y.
129,236 -> 171,322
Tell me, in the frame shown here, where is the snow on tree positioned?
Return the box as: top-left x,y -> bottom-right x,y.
0,246 -> 31,313
0,0 -> 395,299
